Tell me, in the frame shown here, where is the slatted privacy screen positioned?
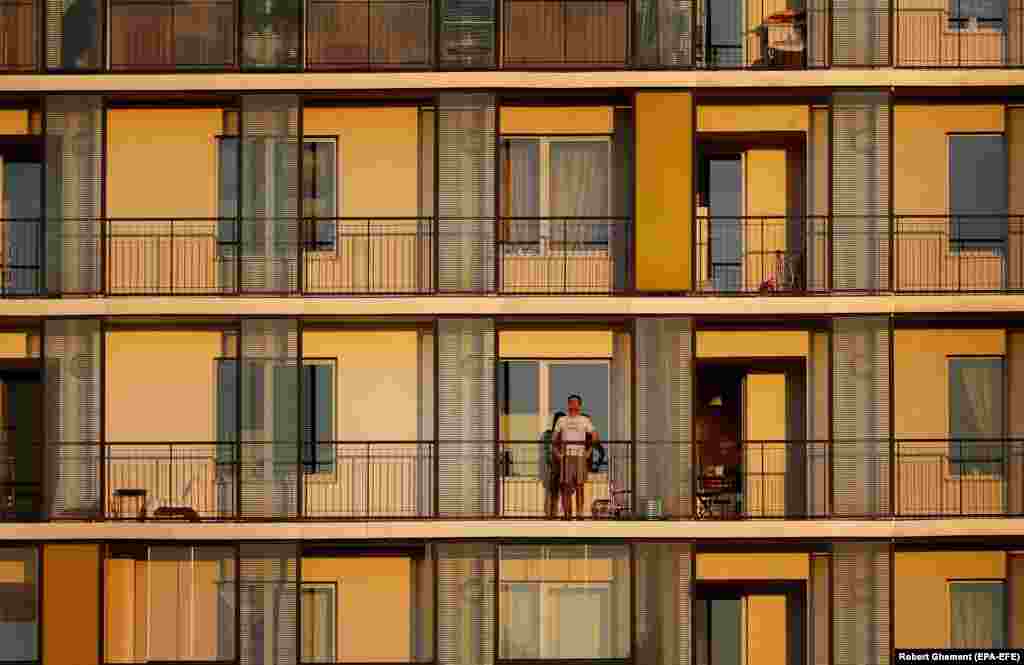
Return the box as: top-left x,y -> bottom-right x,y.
240,95 -> 300,294
238,544 -> 298,665
808,552 -> 831,665
438,0 -> 495,68
437,543 -> 496,665
1009,332 -> 1024,515
831,92 -> 891,292
633,0 -> 692,66
635,317 -> 692,518
412,546 -> 435,661
437,318 -> 495,517
611,327 -> 633,503
436,93 -> 495,293
805,0 -> 830,66
612,108 -> 633,291
45,95 -> 103,295
807,106 -> 830,289
635,542 -> 692,665
44,318 -> 100,519
807,330 -> 831,516
832,543 -> 890,665
1009,551 -> 1024,647
832,317 -> 890,517
831,0 -> 889,65
240,319 -> 300,519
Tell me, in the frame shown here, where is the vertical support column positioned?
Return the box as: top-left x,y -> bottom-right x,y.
635,317 -> 693,518
808,105 -> 830,291
612,105 -> 635,292
417,325 -> 436,517
240,94 -> 299,294
611,324 -> 633,501
832,316 -> 891,517
412,545 -> 436,662
1008,107 -> 1024,290
43,544 -> 100,665
436,93 -> 496,294
632,0 -> 692,66
436,318 -> 496,517
239,319 -> 299,519
436,543 -> 496,665
808,329 -> 831,517
1009,551 -> 1024,647
419,105 -> 437,292
634,542 -> 692,665
43,317 -> 101,519
44,95 -> 103,296
831,91 -> 891,293
831,0 -> 890,65
238,543 -> 298,665
808,550 -> 832,665
832,542 -> 891,665
1008,329 -> 1024,515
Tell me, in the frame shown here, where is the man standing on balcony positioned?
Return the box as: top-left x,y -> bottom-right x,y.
553,394 -> 598,520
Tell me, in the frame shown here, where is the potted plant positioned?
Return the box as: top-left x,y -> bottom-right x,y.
242,0 -> 302,67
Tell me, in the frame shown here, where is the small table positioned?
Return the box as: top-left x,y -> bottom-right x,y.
153,506 -> 200,522
112,488 -> 147,521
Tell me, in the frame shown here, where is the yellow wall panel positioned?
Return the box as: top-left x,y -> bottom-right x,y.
746,595 -> 787,665
0,332 -> 28,358
698,105 -> 808,133
895,551 -> 1005,649
105,331 -> 222,442
500,107 -> 614,135
636,92 -> 692,291
0,110 -> 29,135
499,330 -> 613,358
697,553 -> 809,580
44,544 -> 100,665
303,108 -> 420,218
697,331 -> 808,358
107,109 -> 221,218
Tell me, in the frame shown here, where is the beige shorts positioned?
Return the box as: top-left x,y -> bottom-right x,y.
560,454 -> 589,488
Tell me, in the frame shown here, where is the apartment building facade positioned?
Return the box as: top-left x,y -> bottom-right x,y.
0,4 -> 1022,665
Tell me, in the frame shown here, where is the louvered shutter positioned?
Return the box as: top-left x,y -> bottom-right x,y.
635,542 -> 692,665
612,108 -> 633,292
809,552 -> 831,665
635,317 -> 692,518
239,544 -> 298,665
633,0 -> 692,66
437,318 -> 495,517
44,318 -> 100,519
437,543 -> 496,665
832,92 -> 891,292
832,317 -> 890,517
832,543 -> 890,665
240,95 -> 299,294
436,93 -> 495,293
44,95 -> 102,295
831,0 -> 889,65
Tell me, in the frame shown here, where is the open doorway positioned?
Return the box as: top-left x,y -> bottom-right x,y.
695,581 -> 806,665
0,364 -> 42,519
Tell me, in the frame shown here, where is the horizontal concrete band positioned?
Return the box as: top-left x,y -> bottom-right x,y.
0,518 -> 1021,541
3,69 -> 1024,93
0,295 -> 1023,318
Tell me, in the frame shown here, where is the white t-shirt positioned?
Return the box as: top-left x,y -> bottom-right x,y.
554,415 -> 595,457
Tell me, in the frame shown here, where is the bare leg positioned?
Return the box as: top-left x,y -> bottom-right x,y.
562,487 -> 573,519
575,484 -> 585,518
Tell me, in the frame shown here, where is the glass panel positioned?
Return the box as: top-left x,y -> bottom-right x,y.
302,363 -> 335,474
951,581 -> 1006,648
551,586 -> 610,658
4,162 -> 41,295
499,360 -> 540,440
0,547 -> 36,662
707,0 -> 742,66
501,583 -> 540,658
216,359 -> 238,465
949,357 -> 1004,474
709,598 -> 743,665
503,139 -> 540,251
708,158 -> 743,291
549,140 -> 610,248
549,362 -> 609,471
57,0 -> 103,69
301,584 -> 335,662
949,135 -> 1008,247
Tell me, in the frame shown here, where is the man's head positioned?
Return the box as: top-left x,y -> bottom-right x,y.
567,394 -> 583,416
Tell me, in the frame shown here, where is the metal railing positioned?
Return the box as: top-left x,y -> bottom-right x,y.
497,217 -> 631,294
893,215 -> 1024,292
0,218 -> 43,297
695,216 -> 829,294
895,5 -> 1024,67
501,0 -> 628,68
108,0 -> 236,70
306,0 -> 432,69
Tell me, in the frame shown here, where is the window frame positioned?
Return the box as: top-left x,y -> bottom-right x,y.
301,581 -> 338,663
947,133 -> 1009,251
302,136 -> 340,254
948,578 -> 1008,649
947,354 -> 1006,478
947,0 -> 1006,31
500,135 -> 613,257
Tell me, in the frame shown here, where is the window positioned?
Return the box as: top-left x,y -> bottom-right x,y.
216,358 -> 336,474
0,547 -> 36,662
216,137 -> 338,251
949,356 -> 1005,475
949,134 -> 1007,248
501,137 -> 611,255
948,0 -> 1005,30
302,583 -> 337,663
950,581 -> 1006,648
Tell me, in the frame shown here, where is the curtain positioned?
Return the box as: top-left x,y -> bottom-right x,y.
502,140 -> 539,251
950,358 -> 1004,474
951,582 -> 1006,648
301,585 -> 335,662
500,583 -> 540,659
549,141 -> 610,249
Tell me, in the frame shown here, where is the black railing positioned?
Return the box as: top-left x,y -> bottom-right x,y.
694,5 -> 829,69
695,216 -> 829,294
306,0 -> 432,69
893,215 -> 1024,292
108,0 -> 236,70
497,217 -> 631,294
0,218 -> 43,297
501,0 -> 628,68
895,5 -> 1024,67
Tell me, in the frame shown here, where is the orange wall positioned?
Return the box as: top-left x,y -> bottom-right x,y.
44,544 -> 99,665
500,107 -> 614,135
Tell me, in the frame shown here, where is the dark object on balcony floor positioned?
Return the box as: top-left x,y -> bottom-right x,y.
112,488 -> 147,521
153,506 -> 200,522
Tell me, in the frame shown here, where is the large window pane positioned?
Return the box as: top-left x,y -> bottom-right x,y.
949,356 -> 1004,475
951,581 -> 1006,648
949,134 -> 1007,248
499,360 -> 540,440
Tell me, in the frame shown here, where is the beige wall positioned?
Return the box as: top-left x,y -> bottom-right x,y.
302,556 -> 413,662
697,331 -> 808,358
895,551 -> 1006,649
697,553 -> 809,580
500,107 -> 614,135
698,105 -> 809,133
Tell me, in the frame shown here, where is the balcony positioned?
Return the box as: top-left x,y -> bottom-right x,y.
306,0 -> 432,69
497,217 -> 632,294
108,0 -> 236,70
895,3 -> 1023,67
0,218 -> 43,297
694,3 -> 828,69
501,0 -> 628,68
695,215 -> 829,294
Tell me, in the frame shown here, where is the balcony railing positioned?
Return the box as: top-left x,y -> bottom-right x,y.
694,4 -> 829,69
306,0 -> 432,69
108,0 -> 236,70
695,216 -> 829,294
497,217 -> 631,294
893,215 -> 1024,292
0,218 -> 43,297
895,5 -> 1024,67
501,0 -> 627,68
